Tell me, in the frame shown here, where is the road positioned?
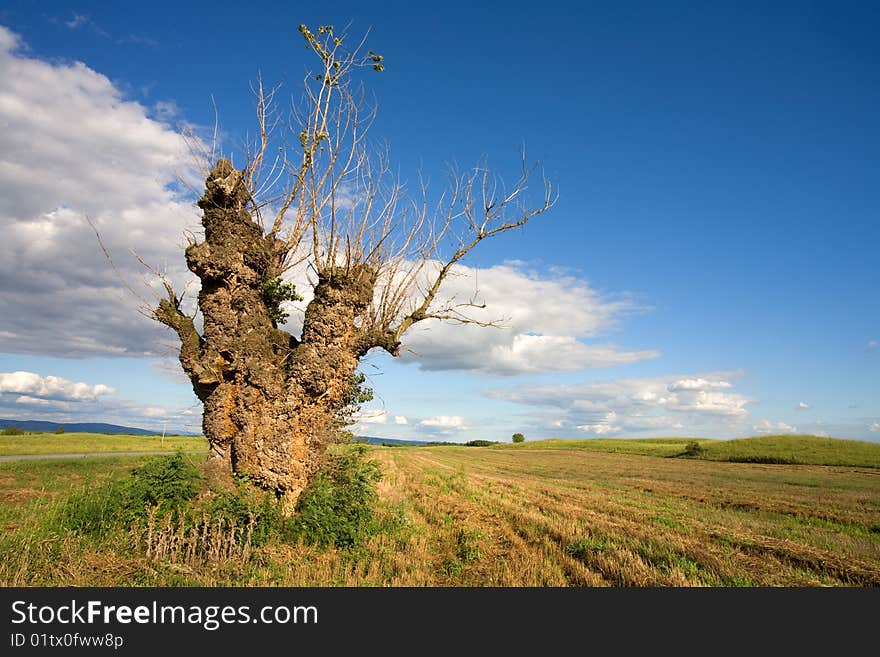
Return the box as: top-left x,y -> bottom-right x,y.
0,450 -> 205,462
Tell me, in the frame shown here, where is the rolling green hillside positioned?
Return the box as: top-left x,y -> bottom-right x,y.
690,434 -> 880,468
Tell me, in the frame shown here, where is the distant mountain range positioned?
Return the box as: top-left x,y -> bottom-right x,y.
354,435 -> 440,446
0,420 -> 435,444
0,418 -> 175,435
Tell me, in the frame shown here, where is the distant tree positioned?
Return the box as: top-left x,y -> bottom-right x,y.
55,425 -> 65,434
512,433 -> 525,443
149,24 -> 554,512
2,426 -> 24,436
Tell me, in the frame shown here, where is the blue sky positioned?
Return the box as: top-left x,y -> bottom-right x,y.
0,1 -> 877,441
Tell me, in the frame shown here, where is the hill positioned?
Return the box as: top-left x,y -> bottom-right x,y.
0,418 -> 158,435
505,435 -> 880,467
355,435 -> 441,447
692,434 -> 880,467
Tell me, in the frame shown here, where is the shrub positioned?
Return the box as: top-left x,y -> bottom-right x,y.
512,433 -> 525,443
465,440 -> 497,447
1,426 -> 24,436
205,481 -> 285,547
290,445 -> 382,549
61,452 -> 202,536
54,425 -> 65,434
682,441 -> 704,457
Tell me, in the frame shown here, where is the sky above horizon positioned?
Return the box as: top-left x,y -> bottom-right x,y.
0,1 -> 877,442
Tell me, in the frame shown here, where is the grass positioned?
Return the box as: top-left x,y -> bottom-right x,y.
0,432 -> 209,455
503,435 -> 880,468
504,437 -> 715,457
0,435 -> 877,586
691,434 -> 880,468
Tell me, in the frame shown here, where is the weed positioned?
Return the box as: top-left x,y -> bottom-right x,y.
60,452 -> 201,536
289,445 -> 382,549
565,537 -> 613,559
681,441 -> 704,457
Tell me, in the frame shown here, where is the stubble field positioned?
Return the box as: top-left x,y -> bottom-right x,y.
1,436 -> 878,587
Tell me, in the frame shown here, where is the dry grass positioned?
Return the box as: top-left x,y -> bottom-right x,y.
1,445 -> 878,586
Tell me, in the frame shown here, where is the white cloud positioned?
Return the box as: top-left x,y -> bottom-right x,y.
796,402 -> 810,410
65,14 -> 89,29
869,421 -> 880,432
356,410 -> 389,425
667,378 -> 732,391
577,411 -> 621,435
867,340 -> 877,352
0,369 -> 198,431
0,371 -> 114,401
486,371 -> 751,437
419,415 -> 466,429
397,262 -> 658,376
753,420 -> 797,434
15,395 -> 53,406
0,26 -> 199,358
393,415 -> 408,425
0,26 -> 658,386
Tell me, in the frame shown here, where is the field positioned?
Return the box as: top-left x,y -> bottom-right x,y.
0,435 -> 878,586
0,432 -> 208,456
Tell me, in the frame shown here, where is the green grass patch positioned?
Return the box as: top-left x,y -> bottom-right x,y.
565,536 -> 615,558
694,435 -> 880,468
0,432 -> 208,455
507,438 -> 716,457
59,452 -> 202,536
289,445 -> 383,549
499,434 -> 880,467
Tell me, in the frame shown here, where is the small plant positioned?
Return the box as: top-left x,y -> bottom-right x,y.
565,537 -> 612,559
682,441 -> 704,457
61,451 -> 202,536
204,481 -> 285,547
290,445 -> 382,549
259,275 -> 302,325
512,433 -> 525,443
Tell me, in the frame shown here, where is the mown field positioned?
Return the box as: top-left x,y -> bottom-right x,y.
0,436 -> 878,586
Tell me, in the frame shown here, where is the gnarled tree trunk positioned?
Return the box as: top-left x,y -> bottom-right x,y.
153,25 -> 554,513
157,160 -> 376,511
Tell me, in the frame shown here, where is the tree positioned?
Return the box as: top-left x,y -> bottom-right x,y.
55,425 -> 65,434
512,433 -> 525,443
154,24 -> 555,512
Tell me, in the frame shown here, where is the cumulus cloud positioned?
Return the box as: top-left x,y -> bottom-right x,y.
0,25 -> 198,358
576,411 -> 622,435
0,370 -> 196,431
796,402 -> 810,410
867,340 -> 877,352
420,415 -> 466,429
869,421 -> 880,432
753,420 -> 797,434
0,371 -> 114,401
667,378 -> 732,391
397,263 -> 659,375
355,410 -> 390,425
486,371 -> 751,437
0,26 -> 655,381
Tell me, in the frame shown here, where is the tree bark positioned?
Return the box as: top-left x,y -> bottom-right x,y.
157,159 -> 374,511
